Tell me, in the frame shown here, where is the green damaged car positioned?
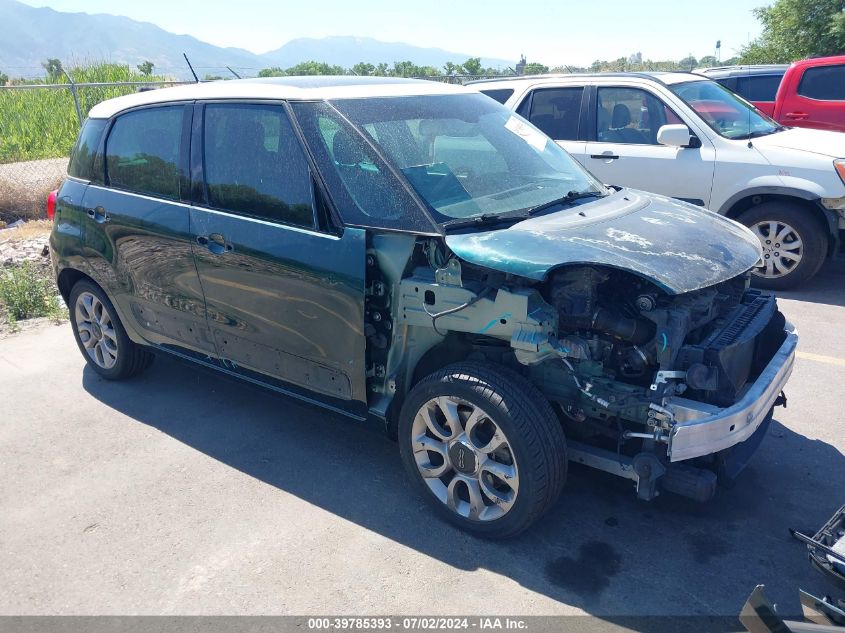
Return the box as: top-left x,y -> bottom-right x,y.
51,78 -> 797,537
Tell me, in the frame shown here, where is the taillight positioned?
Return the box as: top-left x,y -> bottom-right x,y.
46,189 -> 58,221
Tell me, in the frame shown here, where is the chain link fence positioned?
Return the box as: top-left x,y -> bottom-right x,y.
0,80 -> 188,223
0,74 -> 507,223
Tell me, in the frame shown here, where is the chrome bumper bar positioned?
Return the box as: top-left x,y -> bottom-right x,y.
666,323 -> 798,463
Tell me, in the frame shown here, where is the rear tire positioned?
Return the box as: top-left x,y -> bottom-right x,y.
68,280 -> 154,380
398,361 -> 567,538
737,202 -> 828,290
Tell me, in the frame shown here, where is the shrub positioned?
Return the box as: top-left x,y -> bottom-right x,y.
0,62 -> 168,164
0,261 -> 64,324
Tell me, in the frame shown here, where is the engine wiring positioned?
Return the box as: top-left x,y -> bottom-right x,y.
423,287 -> 493,336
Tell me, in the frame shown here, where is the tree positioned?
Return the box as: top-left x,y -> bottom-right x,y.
351,62 -> 375,76
0,71 -> 8,86
392,60 -> 418,77
374,63 -> 390,76
137,61 -> 154,76
523,62 -> 549,75
462,57 -> 483,75
741,0 -> 845,63
258,66 -> 286,77
678,55 -> 698,70
698,55 -> 718,67
42,58 -> 63,81
286,61 -> 345,75
443,61 -> 459,75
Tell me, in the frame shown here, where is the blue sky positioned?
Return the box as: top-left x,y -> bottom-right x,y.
19,0 -> 766,66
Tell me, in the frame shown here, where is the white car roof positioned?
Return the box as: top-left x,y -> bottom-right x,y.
87,76 -> 471,119
469,72 -> 708,89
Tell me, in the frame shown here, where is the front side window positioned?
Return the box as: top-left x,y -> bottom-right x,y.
292,101 -> 438,233
202,104 -> 315,228
525,87 -> 583,141
302,93 -> 604,226
105,106 -> 183,199
670,79 -> 781,139
596,87 -> 681,145
798,65 -> 845,101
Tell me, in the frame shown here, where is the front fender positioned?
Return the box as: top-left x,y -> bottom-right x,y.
716,183 -> 820,216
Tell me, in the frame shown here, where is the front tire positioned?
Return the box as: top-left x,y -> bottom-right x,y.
68,280 -> 154,380
737,202 -> 828,290
398,361 -> 567,538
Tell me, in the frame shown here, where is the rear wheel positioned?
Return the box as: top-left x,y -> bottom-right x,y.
737,202 -> 828,290
398,361 -> 567,538
69,280 -> 153,380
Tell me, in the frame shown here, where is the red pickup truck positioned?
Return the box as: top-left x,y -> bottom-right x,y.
698,56 -> 845,132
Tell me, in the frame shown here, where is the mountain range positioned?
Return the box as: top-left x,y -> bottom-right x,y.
0,0 -> 513,78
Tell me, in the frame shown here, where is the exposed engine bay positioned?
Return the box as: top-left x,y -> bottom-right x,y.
368,236 -> 795,503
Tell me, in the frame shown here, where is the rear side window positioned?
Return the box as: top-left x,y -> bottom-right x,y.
524,87 -> 584,140
68,118 -> 107,180
202,103 -> 315,228
797,65 -> 845,101
734,74 -> 783,101
480,88 -> 514,104
105,106 -> 183,200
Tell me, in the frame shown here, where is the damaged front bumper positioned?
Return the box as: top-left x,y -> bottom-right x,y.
665,322 -> 798,463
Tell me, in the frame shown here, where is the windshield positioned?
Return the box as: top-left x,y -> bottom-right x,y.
326,93 -> 606,223
669,80 -> 782,140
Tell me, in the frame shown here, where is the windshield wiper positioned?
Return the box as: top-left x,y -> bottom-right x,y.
733,127 -> 782,140
441,211 -> 530,231
441,189 -> 607,232
526,189 -> 605,216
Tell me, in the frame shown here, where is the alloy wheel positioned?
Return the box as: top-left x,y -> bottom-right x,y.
750,220 -> 803,279
74,291 -> 119,369
411,396 -> 519,522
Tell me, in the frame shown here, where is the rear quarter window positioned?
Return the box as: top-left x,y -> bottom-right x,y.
68,118 -> 107,180
480,88 -> 514,104
797,65 -> 845,100
105,106 -> 184,200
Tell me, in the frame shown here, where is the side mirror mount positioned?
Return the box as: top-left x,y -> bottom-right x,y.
657,124 -> 695,148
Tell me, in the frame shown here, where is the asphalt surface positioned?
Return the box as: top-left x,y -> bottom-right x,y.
1,262 -> 844,621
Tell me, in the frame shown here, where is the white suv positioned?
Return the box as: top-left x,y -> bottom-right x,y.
470,72 -> 845,289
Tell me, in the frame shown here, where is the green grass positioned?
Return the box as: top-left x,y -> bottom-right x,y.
0,63 -> 169,164
0,261 -> 66,325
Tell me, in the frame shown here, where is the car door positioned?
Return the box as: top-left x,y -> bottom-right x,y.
783,63 -> 845,132
515,85 -> 588,161
583,85 -> 716,207
189,101 -> 368,414
82,103 -> 214,356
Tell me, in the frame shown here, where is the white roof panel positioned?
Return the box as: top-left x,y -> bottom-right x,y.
87,76 -> 471,119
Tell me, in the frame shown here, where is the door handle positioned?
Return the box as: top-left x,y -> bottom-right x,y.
590,153 -> 620,160
785,112 -> 808,120
85,206 -> 109,223
196,233 -> 233,255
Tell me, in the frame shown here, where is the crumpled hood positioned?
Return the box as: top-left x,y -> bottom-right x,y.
750,127 -> 845,158
445,189 -> 762,295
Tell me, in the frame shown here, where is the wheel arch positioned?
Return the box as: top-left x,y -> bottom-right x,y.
57,267 -> 101,304
721,190 -> 837,256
